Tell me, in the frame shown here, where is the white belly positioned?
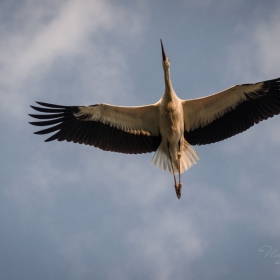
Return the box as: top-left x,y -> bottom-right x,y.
153,98 -> 199,174
160,100 -> 184,144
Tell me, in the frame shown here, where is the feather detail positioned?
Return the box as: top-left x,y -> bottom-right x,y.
151,139 -> 199,174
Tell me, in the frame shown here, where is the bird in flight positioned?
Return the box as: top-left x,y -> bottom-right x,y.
29,40 -> 280,199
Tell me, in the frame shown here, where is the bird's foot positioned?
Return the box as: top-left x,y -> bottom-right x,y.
174,183 -> 182,199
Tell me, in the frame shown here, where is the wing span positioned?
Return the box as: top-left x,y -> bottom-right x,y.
183,77 -> 280,145
29,102 -> 161,154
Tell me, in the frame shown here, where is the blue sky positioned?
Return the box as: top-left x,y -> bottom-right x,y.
1,0 -> 280,279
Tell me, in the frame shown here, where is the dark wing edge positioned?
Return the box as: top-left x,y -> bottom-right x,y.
29,102 -> 161,154
185,77 -> 280,145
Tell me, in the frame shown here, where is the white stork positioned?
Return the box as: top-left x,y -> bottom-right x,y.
29,40 -> 280,199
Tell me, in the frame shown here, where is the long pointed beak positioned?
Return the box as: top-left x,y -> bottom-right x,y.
160,39 -> 167,62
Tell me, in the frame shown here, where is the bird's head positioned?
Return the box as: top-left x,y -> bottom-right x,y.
160,39 -> 170,69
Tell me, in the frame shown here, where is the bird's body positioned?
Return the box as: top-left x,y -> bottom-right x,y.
29,40 -> 280,199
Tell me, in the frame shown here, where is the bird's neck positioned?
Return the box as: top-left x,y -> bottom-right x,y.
163,67 -> 175,99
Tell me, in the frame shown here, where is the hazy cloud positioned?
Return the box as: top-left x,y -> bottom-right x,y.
2,0 -> 280,279
0,0 -> 146,117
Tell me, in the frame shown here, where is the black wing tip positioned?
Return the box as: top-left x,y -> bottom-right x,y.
28,113 -> 42,119
35,101 -> 65,108
44,137 -> 55,142
29,101 -> 69,108
262,77 -> 280,85
29,102 -> 47,108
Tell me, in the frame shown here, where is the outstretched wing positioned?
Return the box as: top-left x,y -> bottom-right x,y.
183,77 -> 280,145
29,102 -> 161,154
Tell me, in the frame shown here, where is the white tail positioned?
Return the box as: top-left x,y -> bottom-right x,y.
151,140 -> 199,174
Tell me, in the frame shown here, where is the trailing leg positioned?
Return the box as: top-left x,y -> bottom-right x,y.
168,141 -> 181,199
175,140 -> 182,199
167,141 -> 177,188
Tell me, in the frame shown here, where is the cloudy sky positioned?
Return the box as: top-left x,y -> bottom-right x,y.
1,0 -> 280,279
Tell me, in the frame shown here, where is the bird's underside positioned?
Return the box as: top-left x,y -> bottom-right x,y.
29,40 -> 280,199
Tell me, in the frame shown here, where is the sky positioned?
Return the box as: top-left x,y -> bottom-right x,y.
1,0 -> 280,279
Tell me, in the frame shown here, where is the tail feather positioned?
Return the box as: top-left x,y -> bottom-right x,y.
151,140 -> 199,174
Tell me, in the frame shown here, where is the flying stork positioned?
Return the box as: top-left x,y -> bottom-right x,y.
29,40 -> 280,199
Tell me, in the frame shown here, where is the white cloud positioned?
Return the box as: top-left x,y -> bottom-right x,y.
254,12 -> 280,77
0,0 -> 147,117
227,5 -> 280,81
